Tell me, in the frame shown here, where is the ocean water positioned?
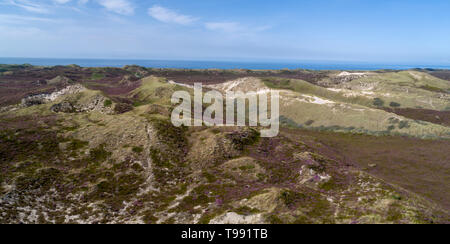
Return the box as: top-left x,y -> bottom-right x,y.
1,57 -> 450,70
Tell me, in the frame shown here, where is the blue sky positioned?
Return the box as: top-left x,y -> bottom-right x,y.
1,0 -> 450,64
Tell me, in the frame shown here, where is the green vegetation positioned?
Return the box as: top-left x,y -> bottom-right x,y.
398,121 -> 410,129
305,120 -> 315,126
262,77 -> 373,107
390,102 -> 401,107
234,206 -> 260,215
16,167 -> 63,192
202,171 -> 217,183
129,76 -> 190,106
238,164 -> 256,171
88,144 -> 111,163
420,85 -> 446,93
114,103 -> 134,114
1,66 -> 449,224
68,139 -> 89,151
373,98 -> 385,107
91,73 -> 105,80
132,146 -> 144,154
103,99 -> 112,107
319,179 -> 340,191
280,190 -> 306,207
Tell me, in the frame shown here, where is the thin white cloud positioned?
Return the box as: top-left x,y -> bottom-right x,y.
205,22 -> 242,32
52,0 -> 71,4
0,25 -> 43,38
148,5 -> 196,25
97,0 -> 134,15
0,14 -> 55,24
205,21 -> 271,35
5,0 -> 50,14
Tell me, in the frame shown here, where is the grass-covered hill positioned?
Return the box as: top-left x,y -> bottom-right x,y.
0,65 -> 449,224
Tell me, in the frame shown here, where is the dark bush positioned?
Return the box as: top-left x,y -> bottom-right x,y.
398,121 -> 410,129
279,190 -> 306,207
132,146 -> 143,153
390,102 -> 401,108
114,103 -> 134,114
305,120 -> 315,126
373,98 -> 385,107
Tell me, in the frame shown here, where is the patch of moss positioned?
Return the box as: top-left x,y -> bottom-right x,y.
319,179 -> 341,192
234,206 -> 260,216
306,197 -> 335,224
292,215 -> 314,224
61,126 -> 79,132
226,128 -> 260,151
103,99 -> 112,107
420,85 -> 446,93
68,139 -> 89,151
197,211 -> 225,224
279,190 -> 306,208
142,211 -> 159,224
267,214 -> 284,224
150,148 -> 173,169
391,194 -> 403,201
15,168 -> 63,192
0,129 -> 64,163
131,163 -> 144,173
132,146 -> 143,154
114,103 -> 134,114
238,164 -> 256,171
386,207 -> 403,222
132,101 -> 149,107
91,73 -> 105,80
89,172 -> 145,210
256,173 -> 267,182
150,117 -> 188,151
202,171 -> 217,183
88,144 -> 111,163
176,186 -> 216,211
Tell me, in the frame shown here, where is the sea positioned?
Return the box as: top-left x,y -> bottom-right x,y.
1,57 -> 450,70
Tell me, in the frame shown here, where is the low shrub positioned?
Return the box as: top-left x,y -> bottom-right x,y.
390,102 -> 401,108
103,99 -> 112,107
114,103 -> 134,114
373,98 -> 385,107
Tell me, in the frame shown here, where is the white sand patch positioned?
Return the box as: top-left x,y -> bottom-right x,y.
327,88 -> 344,92
168,78 -> 272,96
408,71 -> 423,80
328,87 -> 375,97
210,212 -> 265,224
338,71 -> 368,77
226,89 -> 272,99
208,78 -> 247,92
168,80 -> 193,88
21,84 -> 86,105
296,95 -> 335,105
207,77 -> 268,93
361,91 -> 375,95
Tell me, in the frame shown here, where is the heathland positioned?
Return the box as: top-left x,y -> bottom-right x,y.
0,64 -> 449,224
